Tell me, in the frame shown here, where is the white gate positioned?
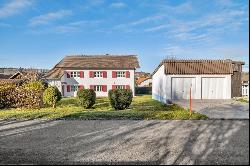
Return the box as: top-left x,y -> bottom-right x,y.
171,77 -> 196,99
202,77 -> 225,99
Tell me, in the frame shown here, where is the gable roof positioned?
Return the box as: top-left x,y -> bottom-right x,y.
152,59 -> 245,76
46,55 -> 140,79
136,77 -> 151,85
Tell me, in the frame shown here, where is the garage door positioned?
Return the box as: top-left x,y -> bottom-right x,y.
171,77 -> 196,99
202,77 -> 225,99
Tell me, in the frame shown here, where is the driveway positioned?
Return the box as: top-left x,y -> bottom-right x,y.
0,120 -> 249,165
173,99 -> 249,119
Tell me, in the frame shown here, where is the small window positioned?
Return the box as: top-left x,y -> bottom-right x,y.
116,85 -> 125,89
71,85 -> 78,92
70,72 -> 79,78
94,85 -> 102,92
94,72 -> 103,78
116,71 -> 125,78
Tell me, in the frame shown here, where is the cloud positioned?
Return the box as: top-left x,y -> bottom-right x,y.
0,0 -> 32,19
29,10 -> 72,26
0,22 -> 12,28
30,20 -> 102,34
110,2 -> 126,8
144,24 -> 169,32
160,1 -> 194,14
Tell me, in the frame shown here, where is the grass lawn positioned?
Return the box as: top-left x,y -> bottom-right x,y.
0,95 -> 208,120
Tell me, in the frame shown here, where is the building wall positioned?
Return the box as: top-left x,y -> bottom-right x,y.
47,79 -> 62,93
48,69 -> 135,97
138,79 -> 152,87
152,65 -> 231,103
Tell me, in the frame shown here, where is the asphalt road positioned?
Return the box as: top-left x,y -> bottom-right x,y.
0,120 -> 249,165
173,100 -> 249,119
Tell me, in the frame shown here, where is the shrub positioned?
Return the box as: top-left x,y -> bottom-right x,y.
0,85 -> 16,109
77,89 -> 96,108
43,86 -> 62,108
23,81 -> 46,91
108,89 -> 133,110
15,86 -> 44,109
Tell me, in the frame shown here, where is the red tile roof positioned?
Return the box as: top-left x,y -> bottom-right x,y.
46,55 -> 140,79
152,59 -> 245,75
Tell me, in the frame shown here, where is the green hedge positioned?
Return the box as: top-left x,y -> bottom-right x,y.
77,89 -> 96,108
43,86 -> 62,108
0,81 -> 46,109
108,89 -> 133,110
135,87 -> 152,95
0,85 -> 16,109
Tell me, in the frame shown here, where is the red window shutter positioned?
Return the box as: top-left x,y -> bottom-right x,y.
80,71 -> 84,78
66,71 -> 70,78
126,85 -> 130,89
112,85 -> 116,90
67,85 -> 71,92
112,71 -> 117,78
103,71 -> 107,78
126,71 -> 130,78
89,71 -> 93,78
79,85 -> 84,90
102,85 -> 107,92
90,85 -> 94,90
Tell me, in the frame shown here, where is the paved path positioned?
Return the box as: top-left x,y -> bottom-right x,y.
0,120 -> 249,165
173,99 -> 249,119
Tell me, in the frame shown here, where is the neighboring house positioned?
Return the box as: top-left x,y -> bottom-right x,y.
0,74 -> 12,79
136,77 -> 152,87
0,69 -> 46,85
135,71 -> 151,79
152,59 -> 244,102
45,55 -> 140,97
242,72 -> 249,97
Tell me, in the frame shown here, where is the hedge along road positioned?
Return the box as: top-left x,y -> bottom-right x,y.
0,120 -> 248,165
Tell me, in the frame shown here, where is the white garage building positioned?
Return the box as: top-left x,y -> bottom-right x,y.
152,59 -> 244,103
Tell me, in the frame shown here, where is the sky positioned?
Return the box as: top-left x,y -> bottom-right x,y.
0,0 -> 249,72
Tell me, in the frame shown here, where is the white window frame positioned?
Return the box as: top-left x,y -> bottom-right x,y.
94,85 -> 102,92
116,85 -> 125,89
71,85 -> 78,92
116,71 -> 125,78
94,71 -> 103,78
70,71 -> 80,78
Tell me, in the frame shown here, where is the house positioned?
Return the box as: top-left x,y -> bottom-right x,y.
45,55 -> 140,97
0,69 -> 44,85
136,77 -> 152,87
242,72 -> 249,97
152,59 -> 244,102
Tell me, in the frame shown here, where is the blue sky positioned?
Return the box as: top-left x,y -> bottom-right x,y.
0,0 -> 249,72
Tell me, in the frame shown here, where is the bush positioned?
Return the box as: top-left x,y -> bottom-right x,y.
108,89 -> 133,110
16,86 -> 44,109
23,81 -> 46,91
77,89 -> 96,108
0,81 -> 45,109
0,85 -> 16,109
43,86 -> 62,108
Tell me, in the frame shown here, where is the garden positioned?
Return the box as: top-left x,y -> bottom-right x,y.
0,81 -> 208,120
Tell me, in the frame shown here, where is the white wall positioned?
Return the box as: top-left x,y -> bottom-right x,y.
47,79 -> 62,92
56,69 -> 135,97
152,64 -> 232,103
138,78 -> 152,87
242,81 -> 249,97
